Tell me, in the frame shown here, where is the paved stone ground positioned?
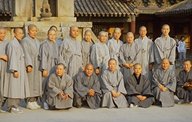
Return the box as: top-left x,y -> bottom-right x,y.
0,104 -> 192,122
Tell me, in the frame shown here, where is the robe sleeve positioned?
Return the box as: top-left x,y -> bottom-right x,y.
21,39 -> 33,67
176,71 -> 184,87
90,44 -> 101,68
117,73 -> 127,94
149,42 -> 155,63
142,77 -> 153,96
165,71 -> 176,92
101,71 -> 114,92
39,44 -> 48,71
6,43 -> 18,72
119,45 -> 126,65
58,41 -> 70,69
64,75 -> 73,98
125,77 -> 140,96
92,75 -> 102,94
74,73 -> 90,97
168,39 -> 176,64
47,74 -> 62,97
132,44 -> 141,65
152,70 -> 161,89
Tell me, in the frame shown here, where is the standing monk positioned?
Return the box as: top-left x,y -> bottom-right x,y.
135,26 -> 154,79
74,64 -> 102,109
0,27 -> 8,112
21,24 -> 42,109
119,32 -> 141,81
81,30 -> 94,69
101,58 -> 128,108
153,24 -> 176,69
152,58 -> 176,107
5,28 -> 30,113
107,28 -> 123,66
39,29 -> 59,109
91,31 -> 110,75
59,26 -> 82,79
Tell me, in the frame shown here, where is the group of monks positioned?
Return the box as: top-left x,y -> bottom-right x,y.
0,23 -> 191,114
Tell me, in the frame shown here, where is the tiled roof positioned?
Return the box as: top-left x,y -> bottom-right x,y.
156,0 -> 192,16
0,0 -> 12,21
74,0 -> 137,17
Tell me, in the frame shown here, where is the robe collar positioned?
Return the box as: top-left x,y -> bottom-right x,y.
133,73 -> 141,84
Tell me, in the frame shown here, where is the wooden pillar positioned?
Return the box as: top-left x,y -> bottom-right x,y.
130,15 -> 136,34
190,18 -> 192,50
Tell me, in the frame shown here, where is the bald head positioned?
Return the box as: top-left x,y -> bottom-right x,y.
139,26 -> 147,38
70,26 -> 79,39
126,32 -> 134,44
161,24 -> 170,37
0,27 -> 6,41
84,63 -> 94,77
14,28 -> 24,41
161,58 -> 170,70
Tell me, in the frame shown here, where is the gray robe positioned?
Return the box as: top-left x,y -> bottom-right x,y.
153,36 -> 176,68
59,37 -> 82,79
135,37 -> 154,78
81,40 -> 93,67
119,42 -> 141,81
176,69 -> 192,102
21,36 -> 42,97
39,40 -> 59,93
125,74 -> 154,108
46,73 -> 73,109
0,40 -> 8,104
90,42 -> 110,72
152,67 -> 176,107
74,72 -> 101,109
101,69 -> 128,108
107,38 -> 123,66
4,38 -> 30,98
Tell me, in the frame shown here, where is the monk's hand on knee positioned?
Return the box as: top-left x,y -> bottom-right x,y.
63,94 -> 69,100
13,71 -> 19,78
0,55 -> 8,62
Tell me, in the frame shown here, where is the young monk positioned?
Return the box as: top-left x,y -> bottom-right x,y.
91,31 -> 110,75
59,26 -> 82,79
125,63 -> 154,108
119,32 -> 141,81
21,24 -> 42,109
46,63 -> 73,110
176,60 -> 192,103
74,64 -> 101,109
153,24 -> 176,69
5,28 -> 30,113
101,58 -> 128,108
81,30 -> 94,69
39,29 -> 59,109
152,58 -> 176,107
0,27 -> 8,112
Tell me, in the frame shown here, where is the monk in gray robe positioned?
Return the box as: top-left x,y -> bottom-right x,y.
101,59 -> 128,108
74,64 -> 102,109
125,63 -> 154,108
176,60 -> 192,103
91,31 -> 110,75
5,28 -> 30,113
39,29 -> 59,109
0,27 -> 8,112
152,58 -> 176,107
46,63 -> 73,109
135,26 -> 154,79
81,30 -> 94,68
59,26 -> 82,79
119,32 -> 141,81
21,24 -> 42,110
107,28 -> 123,66
153,24 -> 176,69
